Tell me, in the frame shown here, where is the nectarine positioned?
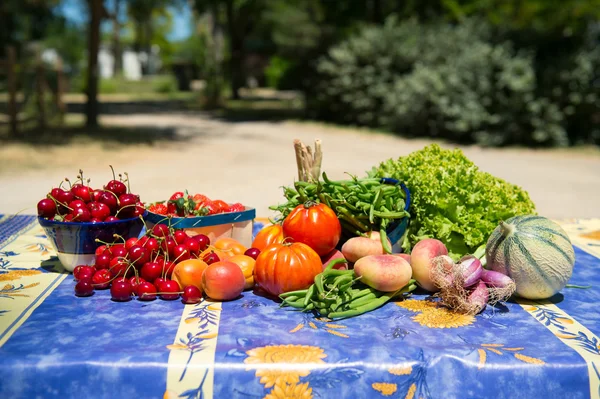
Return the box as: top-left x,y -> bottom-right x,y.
410,238 -> 449,292
202,260 -> 245,301
354,255 -> 412,292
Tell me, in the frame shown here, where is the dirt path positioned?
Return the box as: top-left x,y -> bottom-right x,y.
1,112 -> 599,219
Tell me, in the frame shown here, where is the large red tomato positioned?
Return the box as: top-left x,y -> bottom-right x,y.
252,224 -> 285,251
253,242 -> 322,296
282,203 -> 341,256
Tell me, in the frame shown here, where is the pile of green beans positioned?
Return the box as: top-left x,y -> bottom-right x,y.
270,173 -> 409,251
279,259 -> 417,320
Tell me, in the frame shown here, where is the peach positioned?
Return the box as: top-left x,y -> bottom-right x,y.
320,249 -> 347,271
395,253 -> 411,265
353,255 -> 412,292
410,238 -> 449,292
202,260 -> 246,301
341,231 -> 392,263
172,259 -> 209,291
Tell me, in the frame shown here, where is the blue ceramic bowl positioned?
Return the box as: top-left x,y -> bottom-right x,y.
38,212 -> 147,272
380,178 -> 411,249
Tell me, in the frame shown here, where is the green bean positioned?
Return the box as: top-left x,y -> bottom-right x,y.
279,289 -> 309,298
328,295 -> 393,319
380,227 -> 393,254
372,210 -> 409,219
314,274 -> 325,296
303,285 -> 316,307
337,207 -> 370,231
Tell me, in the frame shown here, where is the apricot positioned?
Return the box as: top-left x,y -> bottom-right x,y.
172,259 -> 209,292
353,255 -> 412,292
213,237 -> 247,258
410,238 -> 449,292
202,260 -> 245,301
341,231 -> 392,263
227,254 -> 256,290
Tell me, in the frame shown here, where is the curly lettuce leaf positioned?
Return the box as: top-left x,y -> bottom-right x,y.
369,144 -> 536,259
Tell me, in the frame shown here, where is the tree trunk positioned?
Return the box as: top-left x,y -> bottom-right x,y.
86,0 -> 102,128
225,0 -> 243,100
112,0 -> 122,75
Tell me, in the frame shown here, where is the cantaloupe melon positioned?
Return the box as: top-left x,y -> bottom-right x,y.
485,215 -> 575,300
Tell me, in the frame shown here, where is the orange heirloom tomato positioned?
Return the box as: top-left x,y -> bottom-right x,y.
282,202 -> 341,256
251,224 -> 285,251
253,242 -> 322,296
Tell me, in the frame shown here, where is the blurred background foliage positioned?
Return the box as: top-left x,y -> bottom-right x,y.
1,0 -> 599,146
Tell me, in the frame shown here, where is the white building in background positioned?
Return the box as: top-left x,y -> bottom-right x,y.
97,45 -> 161,81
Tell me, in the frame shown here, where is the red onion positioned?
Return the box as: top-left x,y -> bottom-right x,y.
481,269 -> 514,289
467,281 -> 489,314
459,255 -> 483,287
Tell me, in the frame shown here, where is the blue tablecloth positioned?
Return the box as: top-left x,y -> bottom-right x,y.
1,214 -> 600,398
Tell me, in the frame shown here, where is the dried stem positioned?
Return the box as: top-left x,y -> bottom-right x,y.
293,139 -> 323,182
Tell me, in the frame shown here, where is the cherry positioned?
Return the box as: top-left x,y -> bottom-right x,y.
163,261 -> 176,279
109,258 -> 129,277
128,276 -> 147,295
73,265 -> 95,282
68,199 -> 87,211
161,236 -> 177,257
244,247 -> 261,260
128,245 -> 149,267
173,244 -> 190,262
104,216 -> 119,222
193,234 -> 210,251
71,207 -> 91,222
94,253 -> 111,270
110,280 -> 132,302
74,280 -> 94,297
105,180 -> 127,197
37,198 -> 57,218
88,201 -> 111,221
141,237 -> 159,254
63,214 -> 74,222
57,190 -> 75,206
98,191 -> 118,214
95,245 -> 108,256
92,269 -> 111,289
90,218 -> 102,223
50,187 -> 63,200
134,201 -> 145,217
158,280 -> 180,300
91,189 -> 102,202
173,230 -> 188,245
117,193 -> 139,218
109,244 -> 128,259
72,185 -> 92,202
184,237 -> 201,256
203,251 -> 220,265
140,261 -> 162,282
151,224 -> 170,238
154,277 -> 167,290
125,237 -> 138,250
182,286 -> 202,304
137,282 -> 157,301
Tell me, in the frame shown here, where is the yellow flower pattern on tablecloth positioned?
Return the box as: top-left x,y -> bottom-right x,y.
372,382 -> 397,396
476,344 -> 544,369
288,316 -> 350,338
245,344 -> 326,389
396,299 -> 475,328
264,382 -> 313,399
0,269 -> 41,282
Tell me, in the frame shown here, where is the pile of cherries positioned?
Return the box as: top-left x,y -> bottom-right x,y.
72,223 -> 256,304
37,167 -> 145,222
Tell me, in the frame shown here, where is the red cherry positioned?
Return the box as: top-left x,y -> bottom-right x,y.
92,269 -> 111,289
182,285 -> 202,304
95,245 -> 107,256
110,280 -> 133,302
73,265 -> 95,282
91,189 -> 102,202
193,234 -> 210,251
88,201 -> 111,221
68,200 -> 87,211
104,216 -> 119,222
72,185 -> 93,202
94,253 -> 111,270
98,191 -> 118,214
74,280 -> 94,297
118,193 -> 139,218
50,187 -> 63,200
163,261 -> 176,279
109,258 -> 129,278
128,276 -> 147,295
159,280 -> 180,300
173,230 -> 188,245
142,237 -> 159,254
57,190 -> 75,206
161,236 -> 177,257
37,198 -> 57,218
154,277 -> 167,289
140,261 -> 162,283
184,237 -> 201,256
173,244 -> 190,262
244,247 -> 261,260
71,207 -> 91,222
125,237 -> 138,250
128,245 -> 149,267
105,180 -> 127,197
63,214 -> 74,222
151,224 -> 170,238
137,281 -> 157,301
109,244 -> 128,259
203,251 -> 220,265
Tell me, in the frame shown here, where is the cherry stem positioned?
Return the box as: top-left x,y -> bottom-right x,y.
115,203 -> 137,218
124,172 -> 131,193
64,177 -> 72,189
113,234 -> 126,244
109,165 -> 116,181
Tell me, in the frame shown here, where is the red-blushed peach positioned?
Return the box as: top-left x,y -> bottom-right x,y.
353,254 -> 412,292
410,238 -> 449,292
320,249 -> 347,271
202,260 -> 245,300
341,231 -> 392,263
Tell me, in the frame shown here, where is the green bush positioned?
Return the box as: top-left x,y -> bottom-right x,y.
309,18 -> 600,146
152,75 -> 178,93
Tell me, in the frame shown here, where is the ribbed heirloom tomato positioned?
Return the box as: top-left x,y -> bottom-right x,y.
282,202 -> 341,256
251,224 -> 285,251
253,242 -> 322,296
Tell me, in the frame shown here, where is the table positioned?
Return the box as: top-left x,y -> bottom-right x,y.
1,214 -> 600,399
